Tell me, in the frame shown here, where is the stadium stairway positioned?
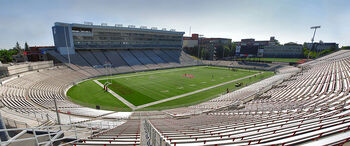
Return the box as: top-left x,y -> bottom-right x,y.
75,120 -> 141,146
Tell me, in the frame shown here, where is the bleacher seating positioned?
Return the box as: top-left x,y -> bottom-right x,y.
130,50 -> 160,69
48,49 -> 199,74
143,50 -> 169,67
103,50 -> 134,73
77,120 -> 140,145
139,50 -> 350,145
2,49 -> 350,145
103,50 -> 129,67
118,50 -> 148,71
0,66 -> 131,128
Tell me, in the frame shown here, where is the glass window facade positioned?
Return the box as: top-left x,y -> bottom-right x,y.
53,23 -> 184,50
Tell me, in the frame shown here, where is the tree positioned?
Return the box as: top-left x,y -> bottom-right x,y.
275,40 -> 281,46
223,45 -> 230,58
303,47 -> 310,58
231,43 -> 237,57
24,42 -> 29,51
14,42 -> 22,51
341,46 -> 350,50
0,49 -> 18,63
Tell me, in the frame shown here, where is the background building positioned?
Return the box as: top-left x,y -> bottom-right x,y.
183,34 -> 199,48
262,42 -> 303,58
52,22 -> 184,55
305,41 -> 339,52
48,22 -> 200,74
200,37 -> 232,60
235,37 -> 279,57
25,46 -> 55,61
183,34 -> 232,60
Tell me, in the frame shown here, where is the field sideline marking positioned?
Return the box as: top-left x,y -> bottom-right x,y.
133,72 -> 262,110
96,66 -> 207,80
93,80 -> 137,110
93,66 -> 262,110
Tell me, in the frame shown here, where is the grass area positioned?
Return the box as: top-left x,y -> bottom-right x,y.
67,66 -> 273,111
141,71 -> 274,111
67,80 -> 132,111
245,58 -> 303,63
98,66 -> 258,106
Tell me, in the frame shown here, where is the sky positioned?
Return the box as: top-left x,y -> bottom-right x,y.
0,0 -> 349,49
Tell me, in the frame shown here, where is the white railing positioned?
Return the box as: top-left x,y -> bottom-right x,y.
2,117 -> 29,128
0,121 -> 121,146
143,120 -> 170,146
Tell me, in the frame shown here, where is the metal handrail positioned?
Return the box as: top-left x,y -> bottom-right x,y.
0,120 -> 122,146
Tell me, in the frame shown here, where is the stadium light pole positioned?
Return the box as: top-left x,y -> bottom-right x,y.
64,26 -> 71,64
197,34 -> 204,59
104,62 -> 112,83
53,94 -> 61,125
308,26 -> 321,59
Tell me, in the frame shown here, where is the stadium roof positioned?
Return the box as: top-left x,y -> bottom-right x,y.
54,22 -> 185,35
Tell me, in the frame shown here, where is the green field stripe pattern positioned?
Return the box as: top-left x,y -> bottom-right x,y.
141,71 -> 274,110
98,66 -> 259,106
67,80 -> 132,111
135,72 -> 262,109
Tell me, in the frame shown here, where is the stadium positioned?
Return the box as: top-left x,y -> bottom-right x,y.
0,21 -> 349,146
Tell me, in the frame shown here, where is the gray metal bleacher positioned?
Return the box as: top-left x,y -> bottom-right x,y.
78,51 -> 101,66
103,50 -> 129,67
130,50 -> 155,65
118,50 -> 148,71
91,50 -> 110,65
78,51 -> 110,75
154,49 -> 176,63
163,49 -> 181,62
118,50 -> 143,66
130,50 -> 160,69
90,50 -> 119,74
48,49 -> 199,75
47,50 -> 94,77
66,53 -> 101,76
142,50 -> 168,67
103,50 -> 134,73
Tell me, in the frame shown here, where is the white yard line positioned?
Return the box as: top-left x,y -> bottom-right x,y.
93,80 -> 137,110
134,72 -> 262,109
94,70 -> 263,110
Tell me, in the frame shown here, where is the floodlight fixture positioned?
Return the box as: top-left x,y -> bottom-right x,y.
310,26 -> 321,29
308,25 -> 321,59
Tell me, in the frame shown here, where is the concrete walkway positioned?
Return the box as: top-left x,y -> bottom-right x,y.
95,72 -> 263,110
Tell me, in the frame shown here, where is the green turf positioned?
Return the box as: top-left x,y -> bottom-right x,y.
67,66 -> 273,111
141,71 -> 274,110
245,58 -> 303,63
67,80 -> 132,111
98,66 -> 259,106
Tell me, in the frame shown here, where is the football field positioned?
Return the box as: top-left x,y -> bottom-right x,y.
67,66 -> 274,111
